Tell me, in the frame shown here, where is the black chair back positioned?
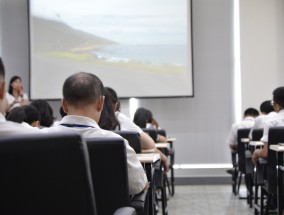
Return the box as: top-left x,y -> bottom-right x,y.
267,126 -> 284,194
115,131 -> 142,153
252,128 -> 263,141
142,128 -> 158,142
157,129 -> 166,137
237,128 -> 251,173
0,133 -> 96,215
86,137 -> 130,215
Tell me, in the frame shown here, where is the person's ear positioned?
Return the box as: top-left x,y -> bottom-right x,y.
61,99 -> 68,114
0,81 -> 5,100
96,96 -> 105,112
31,120 -> 40,128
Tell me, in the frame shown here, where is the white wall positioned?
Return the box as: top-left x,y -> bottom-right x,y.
2,0 -> 284,178
240,0 -> 284,111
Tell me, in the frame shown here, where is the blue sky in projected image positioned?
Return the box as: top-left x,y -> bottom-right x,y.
31,0 -> 187,45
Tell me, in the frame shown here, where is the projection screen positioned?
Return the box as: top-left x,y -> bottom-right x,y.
29,0 -> 193,99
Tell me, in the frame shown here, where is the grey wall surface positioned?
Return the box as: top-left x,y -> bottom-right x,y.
1,0 -> 264,178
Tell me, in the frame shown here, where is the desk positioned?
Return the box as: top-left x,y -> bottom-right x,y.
137,153 -> 160,215
249,141 -> 264,147
269,145 -> 284,215
167,137 -> 176,142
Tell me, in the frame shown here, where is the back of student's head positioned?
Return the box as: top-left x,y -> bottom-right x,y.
6,105 -> 40,125
31,99 -> 54,127
98,87 -> 120,130
133,107 -> 149,128
260,100 -> 274,114
63,72 -> 104,108
273,86 -> 284,107
244,108 -> 259,117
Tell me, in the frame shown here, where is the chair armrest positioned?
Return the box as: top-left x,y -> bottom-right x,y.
130,190 -> 148,211
113,207 -> 137,215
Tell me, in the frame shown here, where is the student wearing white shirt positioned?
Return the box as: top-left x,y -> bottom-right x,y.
99,87 -> 169,173
252,87 -> 284,164
0,57 -> 40,136
44,72 -> 148,195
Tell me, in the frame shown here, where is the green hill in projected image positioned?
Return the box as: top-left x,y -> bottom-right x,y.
32,16 -> 116,53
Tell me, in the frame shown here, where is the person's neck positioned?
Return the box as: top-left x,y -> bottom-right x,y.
12,89 -> 20,97
67,106 -> 100,123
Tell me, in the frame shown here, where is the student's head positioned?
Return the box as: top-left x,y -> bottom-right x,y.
133,107 -> 149,128
62,72 -> 104,121
104,87 -> 119,112
8,75 -> 22,95
6,105 -> 41,127
259,100 -> 274,114
272,86 -> 284,112
31,99 -> 55,127
98,87 -> 120,130
244,108 -> 259,118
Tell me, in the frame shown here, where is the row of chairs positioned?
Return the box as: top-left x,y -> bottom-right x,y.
116,128 -> 176,215
231,127 -> 284,215
0,132 -> 147,215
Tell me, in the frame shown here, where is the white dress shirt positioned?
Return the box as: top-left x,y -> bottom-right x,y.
261,110 -> 284,143
226,116 -> 255,146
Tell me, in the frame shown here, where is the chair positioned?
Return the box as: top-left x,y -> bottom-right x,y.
142,128 -> 168,215
115,130 -> 142,153
158,129 -> 175,197
86,137 -> 147,215
0,133 -> 97,215
256,127 -> 284,215
237,128 -> 253,204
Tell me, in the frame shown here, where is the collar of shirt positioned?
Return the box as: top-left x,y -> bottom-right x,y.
60,115 -> 98,128
0,112 -> 6,122
243,116 -> 255,121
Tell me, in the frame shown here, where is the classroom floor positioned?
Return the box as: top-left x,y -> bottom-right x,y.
158,185 -> 253,215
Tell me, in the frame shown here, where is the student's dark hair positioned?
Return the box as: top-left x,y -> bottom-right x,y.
105,86 -> 119,105
8,75 -> 21,95
0,57 -> 5,79
260,100 -> 274,114
244,108 -> 259,117
59,106 -> 67,118
273,86 -> 284,107
98,87 -> 120,130
6,105 -> 40,125
31,99 -> 55,127
63,72 -> 104,107
133,107 -> 149,128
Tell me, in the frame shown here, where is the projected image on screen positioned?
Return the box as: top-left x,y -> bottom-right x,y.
29,0 -> 192,99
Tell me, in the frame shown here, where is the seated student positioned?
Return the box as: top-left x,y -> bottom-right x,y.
226,107 -> 259,175
227,107 -> 259,151
248,100 -> 276,139
99,87 -> 169,173
6,105 -> 41,128
44,72 -> 148,195
252,86 -> 284,164
30,99 -> 55,128
6,75 -> 29,111
0,57 -> 41,136
133,107 -> 167,143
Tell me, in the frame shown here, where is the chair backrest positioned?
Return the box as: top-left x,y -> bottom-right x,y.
142,128 -> 158,142
237,128 -> 251,173
251,128 -> 263,141
0,133 -> 96,215
267,126 -> 284,194
157,129 -> 167,137
115,130 -> 142,153
86,137 -> 130,215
